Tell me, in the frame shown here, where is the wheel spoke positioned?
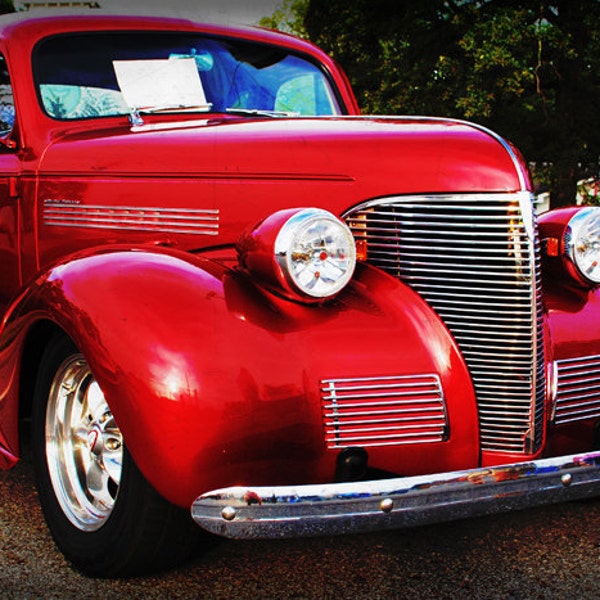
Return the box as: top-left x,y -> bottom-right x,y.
86,380 -> 107,421
85,460 -> 114,508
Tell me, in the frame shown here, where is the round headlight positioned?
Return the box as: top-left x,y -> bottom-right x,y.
275,209 -> 356,298
564,207 -> 600,285
238,208 -> 356,301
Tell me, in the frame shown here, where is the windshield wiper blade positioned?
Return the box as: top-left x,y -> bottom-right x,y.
128,104 -> 213,126
225,108 -> 299,118
139,104 -> 213,114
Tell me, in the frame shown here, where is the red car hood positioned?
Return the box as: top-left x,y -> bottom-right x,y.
36,116 -> 525,248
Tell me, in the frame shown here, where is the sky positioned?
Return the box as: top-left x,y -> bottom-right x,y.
19,0 -> 282,25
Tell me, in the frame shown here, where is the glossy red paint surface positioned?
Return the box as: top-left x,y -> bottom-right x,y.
28,117 -> 524,278
538,208 -> 600,360
0,13 -> 596,507
3,250 -> 480,505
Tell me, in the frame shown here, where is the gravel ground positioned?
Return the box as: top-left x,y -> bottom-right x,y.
2,455 -> 600,599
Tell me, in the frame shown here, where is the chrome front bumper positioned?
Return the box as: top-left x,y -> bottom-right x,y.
191,451 -> 600,539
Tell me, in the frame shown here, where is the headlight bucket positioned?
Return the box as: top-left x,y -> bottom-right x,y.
563,206 -> 600,286
238,208 -> 356,301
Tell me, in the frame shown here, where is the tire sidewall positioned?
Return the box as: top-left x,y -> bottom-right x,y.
31,335 -> 144,575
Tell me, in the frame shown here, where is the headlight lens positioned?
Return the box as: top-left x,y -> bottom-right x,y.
564,207 -> 600,285
238,208 -> 356,301
275,209 -> 356,298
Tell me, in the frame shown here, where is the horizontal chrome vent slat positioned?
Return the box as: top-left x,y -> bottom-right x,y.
559,367 -> 600,377
44,209 -> 218,222
321,380 -> 435,392
364,230 -> 523,240
324,432 -> 445,443
400,284 -> 532,298
364,247 -> 529,259
556,354 -> 600,366
473,379 -> 535,389
557,384 -> 600,398
559,372 -> 600,383
398,282 -> 527,302
322,438 -> 443,449
363,206 -> 520,216
322,398 -> 440,409
324,423 -> 446,435
372,258 -> 530,271
362,201 -> 520,210
323,413 -> 444,423
442,312 -> 533,324
398,274 -> 530,287
361,234 -> 529,246
480,416 -> 532,425
556,399 -> 600,413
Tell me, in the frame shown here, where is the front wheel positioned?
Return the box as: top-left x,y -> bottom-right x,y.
31,334 -> 203,577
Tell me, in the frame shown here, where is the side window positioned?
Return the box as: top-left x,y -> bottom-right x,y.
0,54 -> 14,134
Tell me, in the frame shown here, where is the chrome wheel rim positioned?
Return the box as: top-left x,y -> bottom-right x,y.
45,354 -> 123,532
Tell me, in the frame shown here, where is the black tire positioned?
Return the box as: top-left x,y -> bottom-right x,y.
31,334 -> 205,577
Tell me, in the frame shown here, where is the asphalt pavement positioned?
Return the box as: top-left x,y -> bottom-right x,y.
2,455 -> 600,599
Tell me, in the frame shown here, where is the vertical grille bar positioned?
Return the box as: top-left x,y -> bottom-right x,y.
345,192 -> 545,454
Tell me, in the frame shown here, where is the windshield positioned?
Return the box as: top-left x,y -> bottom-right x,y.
34,32 -> 342,120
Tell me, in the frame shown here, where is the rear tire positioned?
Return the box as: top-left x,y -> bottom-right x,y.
31,334 -> 203,577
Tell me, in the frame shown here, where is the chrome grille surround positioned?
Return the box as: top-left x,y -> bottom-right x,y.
554,354 -> 600,425
321,374 -> 447,449
344,192 -> 545,454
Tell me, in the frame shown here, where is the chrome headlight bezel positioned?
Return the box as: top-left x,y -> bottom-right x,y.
563,206 -> 600,286
238,208 -> 357,302
274,208 -> 356,299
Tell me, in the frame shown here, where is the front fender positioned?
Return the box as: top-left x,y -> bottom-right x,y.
3,247 -> 479,507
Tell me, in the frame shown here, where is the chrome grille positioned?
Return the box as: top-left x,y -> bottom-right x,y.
554,354 -> 600,424
321,374 -> 447,449
345,192 -> 545,454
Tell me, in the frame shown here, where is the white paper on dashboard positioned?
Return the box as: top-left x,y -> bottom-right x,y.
113,58 -> 208,110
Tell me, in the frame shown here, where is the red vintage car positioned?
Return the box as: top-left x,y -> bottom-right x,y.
0,11 -> 598,577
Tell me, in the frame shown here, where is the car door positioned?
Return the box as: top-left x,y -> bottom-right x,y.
0,53 -> 22,311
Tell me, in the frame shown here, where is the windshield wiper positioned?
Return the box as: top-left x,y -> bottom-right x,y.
128,105 -> 297,126
129,104 -> 212,126
225,108 -> 299,118
139,104 -> 213,114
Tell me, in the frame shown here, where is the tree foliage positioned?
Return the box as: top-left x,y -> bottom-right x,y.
259,0 -> 309,38
265,0 -> 600,206
0,0 -> 15,14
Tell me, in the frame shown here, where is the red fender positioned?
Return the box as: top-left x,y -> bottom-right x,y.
0,247 -> 479,506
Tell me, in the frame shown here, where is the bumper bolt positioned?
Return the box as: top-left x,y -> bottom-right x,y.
380,498 -> 394,513
561,473 -> 572,487
222,506 -> 237,521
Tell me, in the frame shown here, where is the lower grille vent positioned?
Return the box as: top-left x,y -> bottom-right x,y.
554,354 -> 600,425
321,374 -> 447,449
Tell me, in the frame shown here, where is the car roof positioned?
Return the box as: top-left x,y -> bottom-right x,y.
0,12 -> 318,56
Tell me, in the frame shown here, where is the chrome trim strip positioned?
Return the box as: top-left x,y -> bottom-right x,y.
191,451 -> 600,539
42,201 -> 219,236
